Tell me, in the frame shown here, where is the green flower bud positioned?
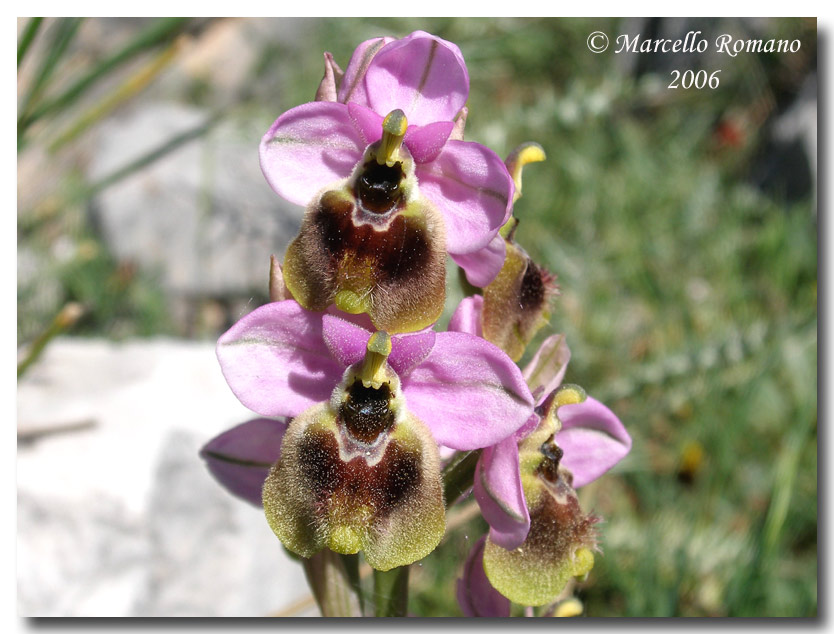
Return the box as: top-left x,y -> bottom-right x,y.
482,238 -> 557,362
481,142 -> 556,361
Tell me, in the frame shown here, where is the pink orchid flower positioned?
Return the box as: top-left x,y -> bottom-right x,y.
210,299 -> 535,569
216,299 -> 534,452
259,31 -> 514,285
204,299 -> 536,508
450,296 -> 632,550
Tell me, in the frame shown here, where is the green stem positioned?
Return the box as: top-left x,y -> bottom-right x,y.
49,40 -> 181,152
17,303 -> 83,379
373,566 -> 409,617
442,449 -> 482,508
302,550 -> 362,617
339,553 -> 365,616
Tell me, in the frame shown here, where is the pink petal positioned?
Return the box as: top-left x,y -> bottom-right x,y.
473,438 -> 530,550
404,120 -> 454,163
522,334 -> 571,403
322,314 -> 437,377
457,536 -> 511,617
216,301 -> 343,417
448,295 -> 484,337
324,305 -> 376,331
361,31 -> 469,126
259,101 -> 364,206
322,313 -> 370,369
200,418 -> 287,507
389,329 -> 437,377
557,397 -> 631,488
338,36 -> 395,105
451,234 -> 507,288
416,140 -> 514,254
514,412 -> 541,442
346,102 -> 383,146
402,332 -> 534,450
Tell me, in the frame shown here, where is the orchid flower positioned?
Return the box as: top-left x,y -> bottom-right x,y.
259,31 -> 514,333
450,296 -> 630,609
213,299 -> 535,570
451,296 -> 630,546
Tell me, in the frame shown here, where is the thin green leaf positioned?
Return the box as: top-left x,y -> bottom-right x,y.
18,17 -> 84,140
25,17 -> 190,126
82,110 -> 225,200
17,17 -> 44,69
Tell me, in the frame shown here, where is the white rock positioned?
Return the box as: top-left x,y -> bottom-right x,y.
87,103 -> 303,298
17,337 -> 317,616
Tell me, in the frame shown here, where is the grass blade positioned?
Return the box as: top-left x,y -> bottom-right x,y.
17,17 -> 44,69
81,109 -> 225,200
48,38 -> 182,152
18,17 -> 84,140
24,17 -> 190,127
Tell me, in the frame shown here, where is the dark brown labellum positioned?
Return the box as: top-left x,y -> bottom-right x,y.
312,191 -> 432,287
296,430 -> 421,517
519,259 -> 546,313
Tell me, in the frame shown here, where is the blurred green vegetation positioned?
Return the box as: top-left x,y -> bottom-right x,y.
18,17 -> 816,616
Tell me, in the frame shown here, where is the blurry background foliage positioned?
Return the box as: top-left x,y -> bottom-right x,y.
17,17 -> 816,616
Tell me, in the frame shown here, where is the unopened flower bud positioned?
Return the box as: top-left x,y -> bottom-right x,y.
482,239 -> 558,361
268,255 -> 294,302
314,52 -> 344,102
450,106 -> 468,141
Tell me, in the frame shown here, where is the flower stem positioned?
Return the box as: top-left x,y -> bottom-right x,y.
372,566 -> 409,617
340,553 -> 365,616
302,550 -> 362,617
442,449 -> 482,508
17,302 -> 83,379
